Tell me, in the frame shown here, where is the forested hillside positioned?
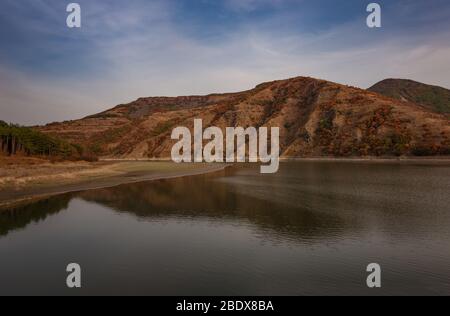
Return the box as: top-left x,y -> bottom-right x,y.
0,120 -> 94,161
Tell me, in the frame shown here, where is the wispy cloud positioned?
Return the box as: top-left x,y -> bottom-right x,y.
1,0 -> 450,125
224,0 -> 287,12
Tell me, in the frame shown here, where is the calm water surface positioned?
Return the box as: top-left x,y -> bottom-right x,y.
0,161 -> 449,295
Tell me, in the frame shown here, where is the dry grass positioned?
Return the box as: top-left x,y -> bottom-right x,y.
0,157 -> 113,189
0,158 -> 227,209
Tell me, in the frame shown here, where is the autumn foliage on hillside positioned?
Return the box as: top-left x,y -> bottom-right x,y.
38,77 -> 450,159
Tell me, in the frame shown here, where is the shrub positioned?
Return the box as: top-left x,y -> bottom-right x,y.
412,146 -> 435,156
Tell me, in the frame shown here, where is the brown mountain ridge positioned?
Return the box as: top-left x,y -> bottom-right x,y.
39,76 -> 450,158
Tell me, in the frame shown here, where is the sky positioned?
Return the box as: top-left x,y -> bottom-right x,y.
1,0 -> 450,125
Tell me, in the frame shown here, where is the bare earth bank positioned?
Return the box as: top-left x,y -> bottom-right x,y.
0,158 -> 228,210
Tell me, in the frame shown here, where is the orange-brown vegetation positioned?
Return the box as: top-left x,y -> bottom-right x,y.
38,76 -> 450,158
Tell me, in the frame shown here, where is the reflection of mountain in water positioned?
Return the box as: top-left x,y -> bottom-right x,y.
0,167 -> 352,241
77,167 -> 354,241
1,162 -> 449,242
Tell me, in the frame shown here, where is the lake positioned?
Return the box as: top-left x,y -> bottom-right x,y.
0,161 -> 449,295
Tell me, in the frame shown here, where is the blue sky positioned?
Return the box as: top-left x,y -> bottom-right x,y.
1,0 -> 450,125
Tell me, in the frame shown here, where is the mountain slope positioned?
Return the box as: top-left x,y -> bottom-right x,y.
39,76 -> 450,158
368,79 -> 450,114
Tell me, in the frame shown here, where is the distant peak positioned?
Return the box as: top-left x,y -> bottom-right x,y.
368,78 -> 450,114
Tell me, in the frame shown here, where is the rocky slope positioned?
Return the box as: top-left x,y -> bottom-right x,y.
39,76 -> 450,158
369,79 -> 450,114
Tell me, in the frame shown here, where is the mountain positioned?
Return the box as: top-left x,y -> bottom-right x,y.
368,79 -> 450,114
38,76 -> 450,158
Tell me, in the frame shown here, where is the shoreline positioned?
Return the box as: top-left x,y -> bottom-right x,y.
0,162 -> 229,211
101,156 -> 450,162
280,156 -> 450,164
1,157 -> 449,210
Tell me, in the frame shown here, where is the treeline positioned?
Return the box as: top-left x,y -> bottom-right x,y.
0,120 -> 96,161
